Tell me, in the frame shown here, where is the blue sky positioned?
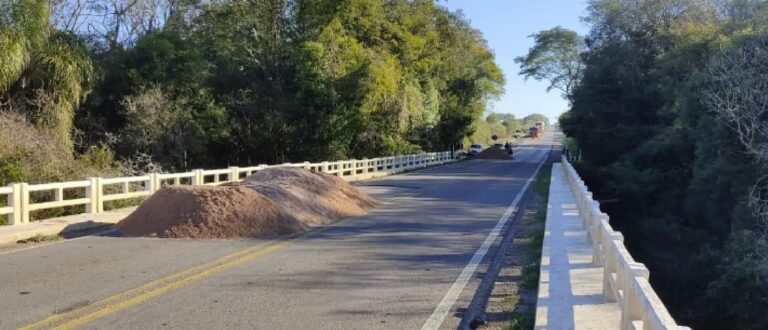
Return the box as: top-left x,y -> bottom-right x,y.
440,0 -> 590,122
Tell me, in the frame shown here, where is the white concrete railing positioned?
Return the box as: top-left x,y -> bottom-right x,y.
560,156 -> 689,330
1,151 -> 455,226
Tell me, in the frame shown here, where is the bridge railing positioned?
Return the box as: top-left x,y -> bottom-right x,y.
561,155 -> 689,330
1,151 -> 456,226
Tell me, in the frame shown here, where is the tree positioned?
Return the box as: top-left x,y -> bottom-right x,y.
552,0 -> 768,328
515,27 -> 585,101
0,0 -> 94,146
522,113 -> 549,126
703,35 -> 768,230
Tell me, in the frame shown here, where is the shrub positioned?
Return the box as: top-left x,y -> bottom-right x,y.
0,110 -> 122,221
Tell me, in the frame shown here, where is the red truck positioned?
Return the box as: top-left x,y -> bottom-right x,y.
529,126 -> 539,139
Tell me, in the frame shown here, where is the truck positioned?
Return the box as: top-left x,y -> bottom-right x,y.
529,126 -> 539,139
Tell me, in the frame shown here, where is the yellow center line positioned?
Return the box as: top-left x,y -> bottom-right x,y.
19,225 -> 336,330
52,241 -> 290,330
17,241 -> 274,330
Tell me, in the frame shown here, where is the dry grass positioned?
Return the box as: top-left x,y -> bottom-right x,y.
480,164 -> 551,330
0,110 -> 124,224
0,111 -> 112,184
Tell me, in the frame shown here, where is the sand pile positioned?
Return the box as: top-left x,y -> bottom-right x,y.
116,167 -> 378,238
475,147 -> 512,160
242,167 -> 380,225
116,186 -> 306,238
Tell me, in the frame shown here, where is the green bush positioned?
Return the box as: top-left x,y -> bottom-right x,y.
520,262 -> 541,290
0,160 -> 27,186
508,313 -> 535,330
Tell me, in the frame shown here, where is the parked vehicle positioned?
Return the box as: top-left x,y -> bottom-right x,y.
493,143 -> 504,149
469,144 -> 484,155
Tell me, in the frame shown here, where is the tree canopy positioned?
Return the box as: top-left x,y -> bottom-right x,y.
515,26 -> 584,101
0,0 -> 506,184
547,0 -> 768,328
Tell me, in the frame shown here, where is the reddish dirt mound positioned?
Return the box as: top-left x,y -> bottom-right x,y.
475,147 -> 512,160
116,167 -> 379,238
242,167 -> 380,225
116,186 -> 306,238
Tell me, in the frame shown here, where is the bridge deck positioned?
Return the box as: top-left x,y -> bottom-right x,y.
535,163 -> 620,329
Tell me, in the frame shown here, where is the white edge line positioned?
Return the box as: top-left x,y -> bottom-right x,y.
421,152 -> 547,330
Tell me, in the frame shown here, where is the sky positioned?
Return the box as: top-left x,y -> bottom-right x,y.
440,0 -> 591,123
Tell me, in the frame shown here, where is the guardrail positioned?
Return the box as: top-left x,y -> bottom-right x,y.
1,151 -> 455,226
560,155 -> 689,330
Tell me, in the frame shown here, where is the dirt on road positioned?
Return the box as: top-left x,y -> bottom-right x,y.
475,147 -> 512,160
242,167 -> 379,225
116,168 -> 379,239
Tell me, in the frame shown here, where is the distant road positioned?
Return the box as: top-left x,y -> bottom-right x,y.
0,133 -> 556,330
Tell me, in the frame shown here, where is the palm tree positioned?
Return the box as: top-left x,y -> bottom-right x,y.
0,0 -> 94,146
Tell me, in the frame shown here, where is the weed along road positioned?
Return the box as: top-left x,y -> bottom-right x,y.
0,134 -> 556,330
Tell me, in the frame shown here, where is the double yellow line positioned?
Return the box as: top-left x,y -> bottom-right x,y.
19,228 -> 327,330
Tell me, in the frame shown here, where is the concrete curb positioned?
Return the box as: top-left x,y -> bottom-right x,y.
0,208 -> 135,245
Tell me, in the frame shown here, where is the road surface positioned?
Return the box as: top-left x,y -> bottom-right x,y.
0,133 -> 557,330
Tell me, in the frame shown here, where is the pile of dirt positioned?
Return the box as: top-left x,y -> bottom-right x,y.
116,186 -> 306,238
116,167 -> 379,239
242,167 -> 380,225
475,147 -> 512,160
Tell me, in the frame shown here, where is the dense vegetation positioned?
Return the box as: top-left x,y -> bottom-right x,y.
465,112 -> 549,145
521,0 -> 768,328
0,0 -> 507,186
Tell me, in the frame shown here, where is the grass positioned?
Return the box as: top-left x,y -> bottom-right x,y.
508,313 -> 535,330
21,233 -> 61,243
529,230 -> 544,249
502,164 -> 551,329
503,294 -> 520,311
533,163 -> 552,197
520,261 -> 541,290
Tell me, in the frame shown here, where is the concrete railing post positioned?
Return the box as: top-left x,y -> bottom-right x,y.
193,169 -> 204,185
320,161 -> 329,173
621,263 -> 650,330
86,177 -> 103,214
603,232 -> 624,301
7,184 -> 18,225
350,159 -> 358,180
148,173 -> 161,193
9,183 -> 29,225
229,166 -> 240,182
593,215 -> 610,266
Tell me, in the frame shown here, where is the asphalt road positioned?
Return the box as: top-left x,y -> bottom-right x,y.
0,133 -> 556,330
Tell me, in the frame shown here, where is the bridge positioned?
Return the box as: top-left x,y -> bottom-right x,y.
0,131 -> 686,329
